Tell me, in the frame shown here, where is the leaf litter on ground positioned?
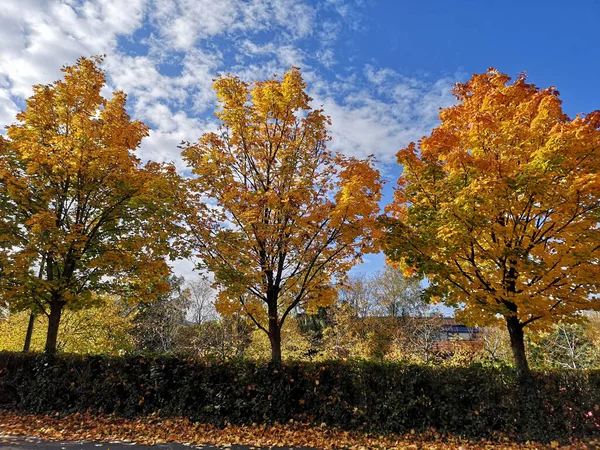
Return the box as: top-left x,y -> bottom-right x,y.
0,412 -> 597,450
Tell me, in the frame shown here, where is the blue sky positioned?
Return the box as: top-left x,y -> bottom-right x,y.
1,0 -> 599,280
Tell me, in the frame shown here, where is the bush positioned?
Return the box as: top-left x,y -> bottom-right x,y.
0,352 -> 598,441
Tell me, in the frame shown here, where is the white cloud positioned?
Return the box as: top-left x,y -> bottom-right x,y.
0,0 -> 146,97
324,0 -> 363,31
310,67 -> 457,165
237,41 -> 307,76
315,48 -> 336,69
148,0 -> 238,51
148,0 -> 316,53
105,55 -> 179,108
140,107 -> 215,170
0,0 -> 460,180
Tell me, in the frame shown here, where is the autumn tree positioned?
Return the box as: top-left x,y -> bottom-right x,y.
382,69 -> 600,374
0,56 -> 180,353
182,68 -> 382,363
375,265 -> 424,318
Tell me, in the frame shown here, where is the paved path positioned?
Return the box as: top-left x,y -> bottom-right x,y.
0,436 -> 316,450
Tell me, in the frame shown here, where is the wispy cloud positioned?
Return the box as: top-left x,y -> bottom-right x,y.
148,0 -> 316,52
310,66 -> 459,169
0,0 -> 145,96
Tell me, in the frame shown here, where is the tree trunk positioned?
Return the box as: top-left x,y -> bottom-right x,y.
269,315 -> 282,364
24,256 -> 46,352
266,283 -> 283,364
45,301 -> 63,354
506,315 -> 529,376
22,312 -> 36,352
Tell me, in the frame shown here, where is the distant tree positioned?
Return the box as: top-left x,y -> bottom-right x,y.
296,307 -> 328,357
132,275 -> 191,353
187,277 -> 217,325
397,314 -> 444,364
337,273 -> 378,318
325,269 -> 432,360
0,311 -> 45,352
336,268 -> 425,319
0,57 -> 180,353
296,307 -> 328,336
587,312 -> 600,357
185,315 -> 252,361
534,322 -> 597,369
375,265 -> 424,318
360,316 -> 397,360
481,327 -> 512,365
182,68 -> 382,363
383,69 -> 600,375
320,302 -> 363,359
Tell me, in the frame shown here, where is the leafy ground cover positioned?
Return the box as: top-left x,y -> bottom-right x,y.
0,412 -> 596,450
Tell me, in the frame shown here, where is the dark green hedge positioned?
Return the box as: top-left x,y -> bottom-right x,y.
0,352 -> 599,441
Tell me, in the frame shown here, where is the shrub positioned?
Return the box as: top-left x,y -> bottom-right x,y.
0,352 -> 598,441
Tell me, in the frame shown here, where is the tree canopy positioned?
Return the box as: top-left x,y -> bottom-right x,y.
0,56 -> 181,353
382,69 -> 600,373
182,67 -> 382,362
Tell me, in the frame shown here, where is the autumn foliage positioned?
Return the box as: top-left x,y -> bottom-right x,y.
0,411 -> 596,449
383,69 -> 600,374
182,68 -> 382,362
0,295 -> 134,354
0,57 -> 180,353
3,56 -> 600,447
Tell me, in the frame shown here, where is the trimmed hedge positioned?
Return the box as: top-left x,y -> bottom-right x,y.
0,352 -> 599,441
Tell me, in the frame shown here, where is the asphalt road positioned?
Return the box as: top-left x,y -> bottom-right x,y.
0,436 -> 316,450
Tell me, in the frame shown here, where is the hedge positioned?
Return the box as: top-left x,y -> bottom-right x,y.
0,352 -> 599,441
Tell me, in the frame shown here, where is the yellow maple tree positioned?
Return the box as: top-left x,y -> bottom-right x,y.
382,69 -> 600,374
0,56 -> 181,353
182,68 -> 382,363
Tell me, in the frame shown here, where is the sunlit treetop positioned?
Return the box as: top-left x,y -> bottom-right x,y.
385,68 -> 600,330
0,56 -> 182,352
182,67 -> 382,362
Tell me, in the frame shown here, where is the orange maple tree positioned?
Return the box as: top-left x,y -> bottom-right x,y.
182,68 -> 382,363
0,57 -> 181,353
382,69 -> 600,373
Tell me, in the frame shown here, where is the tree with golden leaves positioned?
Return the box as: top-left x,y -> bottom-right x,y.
382,69 -> 600,374
182,68 -> 382,363
0,57 -> 180,353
